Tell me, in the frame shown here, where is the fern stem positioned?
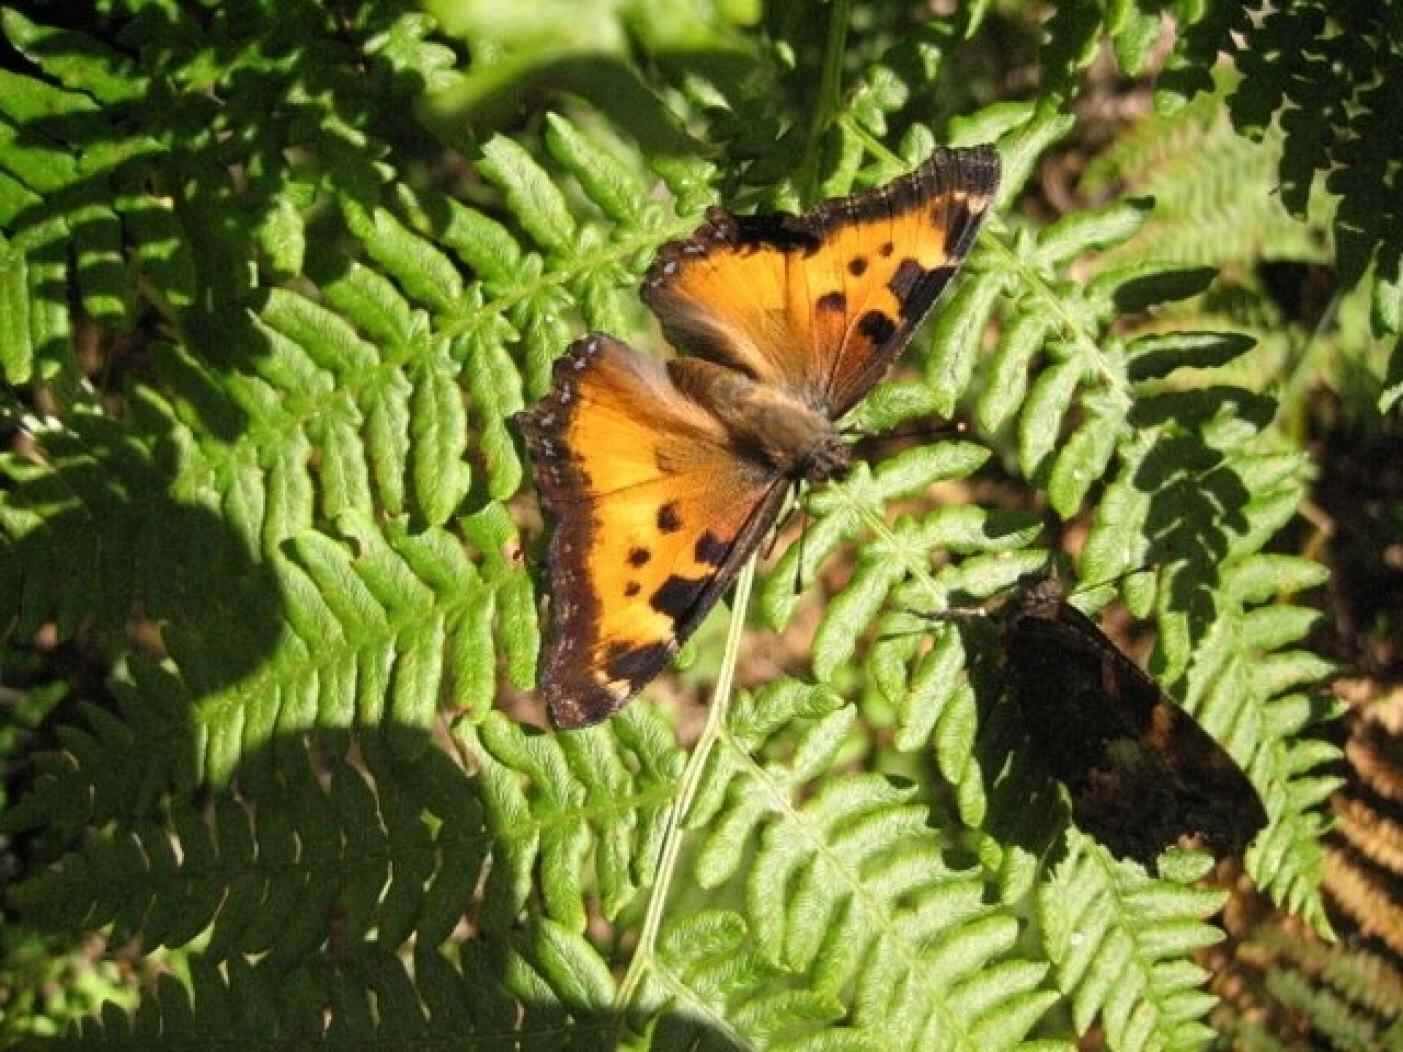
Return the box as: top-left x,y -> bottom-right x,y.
978,226 -> 1133,403
800,0 -> 853,204
840,114 -> 906,169
615,553 -> 759,1013
849,499 -> 946,606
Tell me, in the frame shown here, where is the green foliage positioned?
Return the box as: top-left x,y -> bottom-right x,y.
1080,74 -> 1396,428
1080,74 -> 1333,272
631,680 -> 1064,1051
0,1 -> 1355,1049
1159,0 -> 1403,413
1038,834 -> 1228,1052
1077,73 -> 1397,437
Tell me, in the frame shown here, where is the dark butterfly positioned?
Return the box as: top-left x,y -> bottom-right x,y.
932,569 -> 1268,867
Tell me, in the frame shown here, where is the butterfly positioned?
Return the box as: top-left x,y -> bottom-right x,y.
933,569 -> 1268,867
517,146 -> 1001,728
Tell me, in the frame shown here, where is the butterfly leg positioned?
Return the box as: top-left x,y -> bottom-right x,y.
762,484 -> 803,561
792,481 -> 808,596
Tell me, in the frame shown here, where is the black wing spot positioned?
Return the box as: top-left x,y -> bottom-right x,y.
694,531 -> 728,566
878,241 -> 894,257
657,502 -> 682,533
731,212 -> 824,255
651,575 -> 704,621
888,258 -> 926,303
888,259 -> 955,322
627,547 -> 651,567
605,640 -> 672,689
624,581 -> 641,597
848,256 -> 868,276
817,290 -> 846,313
857,310 -> 898,345
943,197 -> 975,255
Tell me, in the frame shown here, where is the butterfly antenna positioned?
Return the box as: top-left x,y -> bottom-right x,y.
875,610 -> 981,642
840,420 -> 966,441
846,420 -> 969,463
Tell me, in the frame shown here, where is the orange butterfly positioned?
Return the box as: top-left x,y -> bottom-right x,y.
517,146 -> 1001,728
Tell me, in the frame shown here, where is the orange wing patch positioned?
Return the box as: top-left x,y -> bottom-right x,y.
642,146 -> 1000,416
517,334 -> 786,728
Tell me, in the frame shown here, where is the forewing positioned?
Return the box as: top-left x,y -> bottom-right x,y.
642,145 -> 1000,417
517,333 -> 785,728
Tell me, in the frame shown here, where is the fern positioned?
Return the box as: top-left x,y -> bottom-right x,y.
1038,833 -> 1230,1052
0,2 -> 1352,1049
1075,74 -> 1403,433
633,680 -> 1062,1051
455,705 -> 683,928
1079,72 -> 1333,273
1218,922 -> 1403,1051
1159,0 -> 1403,413
1205,683 -> 1403,1049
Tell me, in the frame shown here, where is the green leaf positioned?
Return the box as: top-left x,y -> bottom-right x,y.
479,134 -> 578,257
0,234 -> 32,383
544,112 -> 650,225
1126,331 -> 1257,383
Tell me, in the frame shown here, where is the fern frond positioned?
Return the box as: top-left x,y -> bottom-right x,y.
60,927 -> 619,1048
1174,557 -> 1339,929
1162,3 -> 1401,285
453,703 -> 683,929
1161,0 -> 1403,417
1039,833 -> 1228,1052
1081,80 -> 1333,272
1243,924 -> 1403,1031
664,678 -> 1063,1051
629,909 -> 851,1051
910,145 -> 1262,515
0,4 -> 706,795
1081,426 -> 1339,929
9,742 -> 473,965
10,705 -> 678,976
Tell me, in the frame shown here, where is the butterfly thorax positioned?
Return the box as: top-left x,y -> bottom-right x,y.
796,431 -> 852,484
667,357 -> 851,484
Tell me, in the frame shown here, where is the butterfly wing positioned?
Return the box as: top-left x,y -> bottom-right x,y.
643,145 -> 1000,418
517,333 -> 787,728
1003,578 -> 1267,866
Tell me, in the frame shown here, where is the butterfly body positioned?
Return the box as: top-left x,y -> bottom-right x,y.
666,355 -> 853,484
990,572 -> 1268,866
519,146 -> 1000,727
